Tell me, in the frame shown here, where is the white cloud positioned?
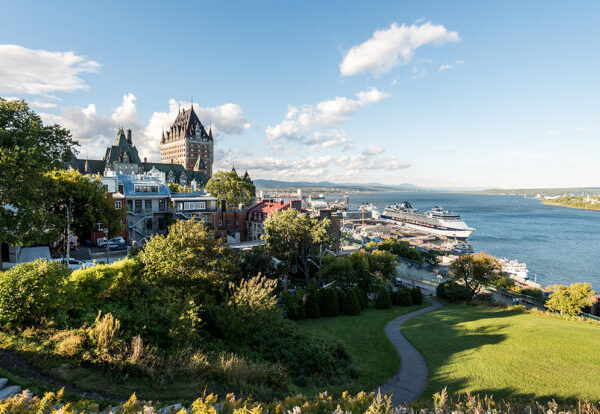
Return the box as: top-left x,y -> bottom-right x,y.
0,44 -> 99,95
362,145 -> 384,156
266,87 -> 389,141
306,131 -> 354,152
438,60 -> 465,71
41,94 -> 250,161
336,152 -> 410,171
576,126 -> 589,132
340,22 -> 459,76
547,130 -> 559,135
30,100 -> 57,108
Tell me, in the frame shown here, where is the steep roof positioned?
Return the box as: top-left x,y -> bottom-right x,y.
170,106 -> 211,140
104,128 -> 141,164
247,200 -> 290,216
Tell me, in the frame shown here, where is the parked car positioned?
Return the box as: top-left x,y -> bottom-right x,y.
394,277 -> 403,287
96,237 -> 108,247
109,237 -> 126,245
52,258 -> 88,270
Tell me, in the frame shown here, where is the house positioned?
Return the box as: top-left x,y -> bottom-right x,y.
170,191 -> 219,223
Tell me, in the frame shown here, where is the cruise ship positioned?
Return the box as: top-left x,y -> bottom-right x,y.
381,201 -> 475,239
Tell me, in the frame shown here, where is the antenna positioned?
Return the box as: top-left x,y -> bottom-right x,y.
191,96 -> 193,110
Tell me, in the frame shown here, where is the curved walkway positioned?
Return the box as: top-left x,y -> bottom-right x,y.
378,297 -> 442,405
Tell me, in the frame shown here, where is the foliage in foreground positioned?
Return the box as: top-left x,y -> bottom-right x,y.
4,388 -> 600,414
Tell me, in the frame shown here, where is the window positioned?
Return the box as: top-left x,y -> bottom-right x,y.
183,201 -> 206,210
134,184 -> 159,193
235,219 -> 239,225
118,184 -> 124,193
159,199 -> 166,212
158,218 -> 166,230
225,219 -> 230,226
145,200 -> 152,210
146,218 -> 152,230
135,200 -> 142,213
114,200 -> 122,209
218,220 -> 223,227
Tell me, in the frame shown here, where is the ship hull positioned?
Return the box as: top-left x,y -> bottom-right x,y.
381,216 -> 474,239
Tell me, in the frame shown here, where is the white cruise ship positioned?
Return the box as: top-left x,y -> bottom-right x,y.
381,201 -> 475,240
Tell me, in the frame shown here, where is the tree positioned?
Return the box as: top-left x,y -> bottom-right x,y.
45,169 -> 123,249
377,238 -> 422,262
449,252 -> 501,300
369,250 -> 397,281
263,209 -> 332,284
139,219 -> 237,297
0,98 -> 77,247
205,170 -> 255,210
320,255 -> 355,290
546,283 -> 595,316
168,183 -> 191,193
349,250 -> 374,294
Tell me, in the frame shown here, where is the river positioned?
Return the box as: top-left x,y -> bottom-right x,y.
335,191 -> 600,289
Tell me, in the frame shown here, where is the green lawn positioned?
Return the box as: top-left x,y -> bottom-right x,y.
403,304 -> 600,403
296,303 -> 428,396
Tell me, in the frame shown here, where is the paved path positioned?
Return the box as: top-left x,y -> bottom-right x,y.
378,297 -> 443,405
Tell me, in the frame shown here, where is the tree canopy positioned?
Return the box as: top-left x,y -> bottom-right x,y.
449,252 -> 501,300
44,169 -> 123,249
263,209 -> 331,284
0,98 -> 77,246
205,170 -> 255,210
546,283 -> 595,316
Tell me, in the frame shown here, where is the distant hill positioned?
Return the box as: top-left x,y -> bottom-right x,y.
481,187 -> 600,196
252,179 -> 419,191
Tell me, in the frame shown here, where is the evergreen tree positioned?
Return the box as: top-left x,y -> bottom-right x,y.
305,278 -> 321,318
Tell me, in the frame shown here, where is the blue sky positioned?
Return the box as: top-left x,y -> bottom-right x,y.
1,1 -> 599,188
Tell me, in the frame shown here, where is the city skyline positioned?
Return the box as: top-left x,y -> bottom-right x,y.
1,1 -> 599,188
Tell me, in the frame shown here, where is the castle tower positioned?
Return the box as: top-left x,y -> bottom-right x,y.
160,105 -> 213,176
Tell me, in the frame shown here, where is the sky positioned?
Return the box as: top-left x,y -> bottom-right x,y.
1,1 -> 599,189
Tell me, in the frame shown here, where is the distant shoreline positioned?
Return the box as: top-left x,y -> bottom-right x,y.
542,198 -> 600,211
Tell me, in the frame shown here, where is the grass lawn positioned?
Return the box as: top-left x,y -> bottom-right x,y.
296,303 -> 428,396
402,304 -> 600,403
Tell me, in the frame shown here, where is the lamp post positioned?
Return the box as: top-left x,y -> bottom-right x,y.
103,227 -> 109,264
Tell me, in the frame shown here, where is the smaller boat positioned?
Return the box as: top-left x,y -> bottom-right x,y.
499,257 -> 529,280
450,242 -> 474,256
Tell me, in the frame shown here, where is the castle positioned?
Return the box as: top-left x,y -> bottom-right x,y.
161,106 -> 213,176
68,105 -> 213,186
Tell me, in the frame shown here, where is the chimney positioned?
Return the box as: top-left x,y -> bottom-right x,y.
291,200 -> 302,211
126,129 -> 132,144
144,157 -> 147,164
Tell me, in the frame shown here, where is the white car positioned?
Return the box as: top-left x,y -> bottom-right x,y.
52,258 -> 88,270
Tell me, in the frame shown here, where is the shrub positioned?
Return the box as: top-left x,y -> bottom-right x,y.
52,331 -> 86,357
281,289 -> 305,320
305,278 -> 321,318
353,287 -> 367,309
410,286 -> 424,305
216,275 -> 283,341
436,281 -> 471,303
473,292 -> 496,306
88,311 -> 122,359
374,288 -> 392,309
341,290 -> 361,315
396,286 -> 413,306
319,288 -> 340,317
0,259 -> 70,328
520,288 -> 547,303
510,304 -> 527,313
68,257 -> 142,311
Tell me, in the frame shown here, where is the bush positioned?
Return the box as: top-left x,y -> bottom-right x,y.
353,286 -> 367,309
374,288 -> 392,309
0,259 -> 70,328
473,292 -> 496,306
68,257 -> 142,311
436,281 -> 471,303
410,286 -> 424,305
305,279 -> 321,319
396,286 -> 413,306
281,289 -> 305,320
319,288 -> 340,317
520,288 -> 546,303
341,290 -> 361,315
